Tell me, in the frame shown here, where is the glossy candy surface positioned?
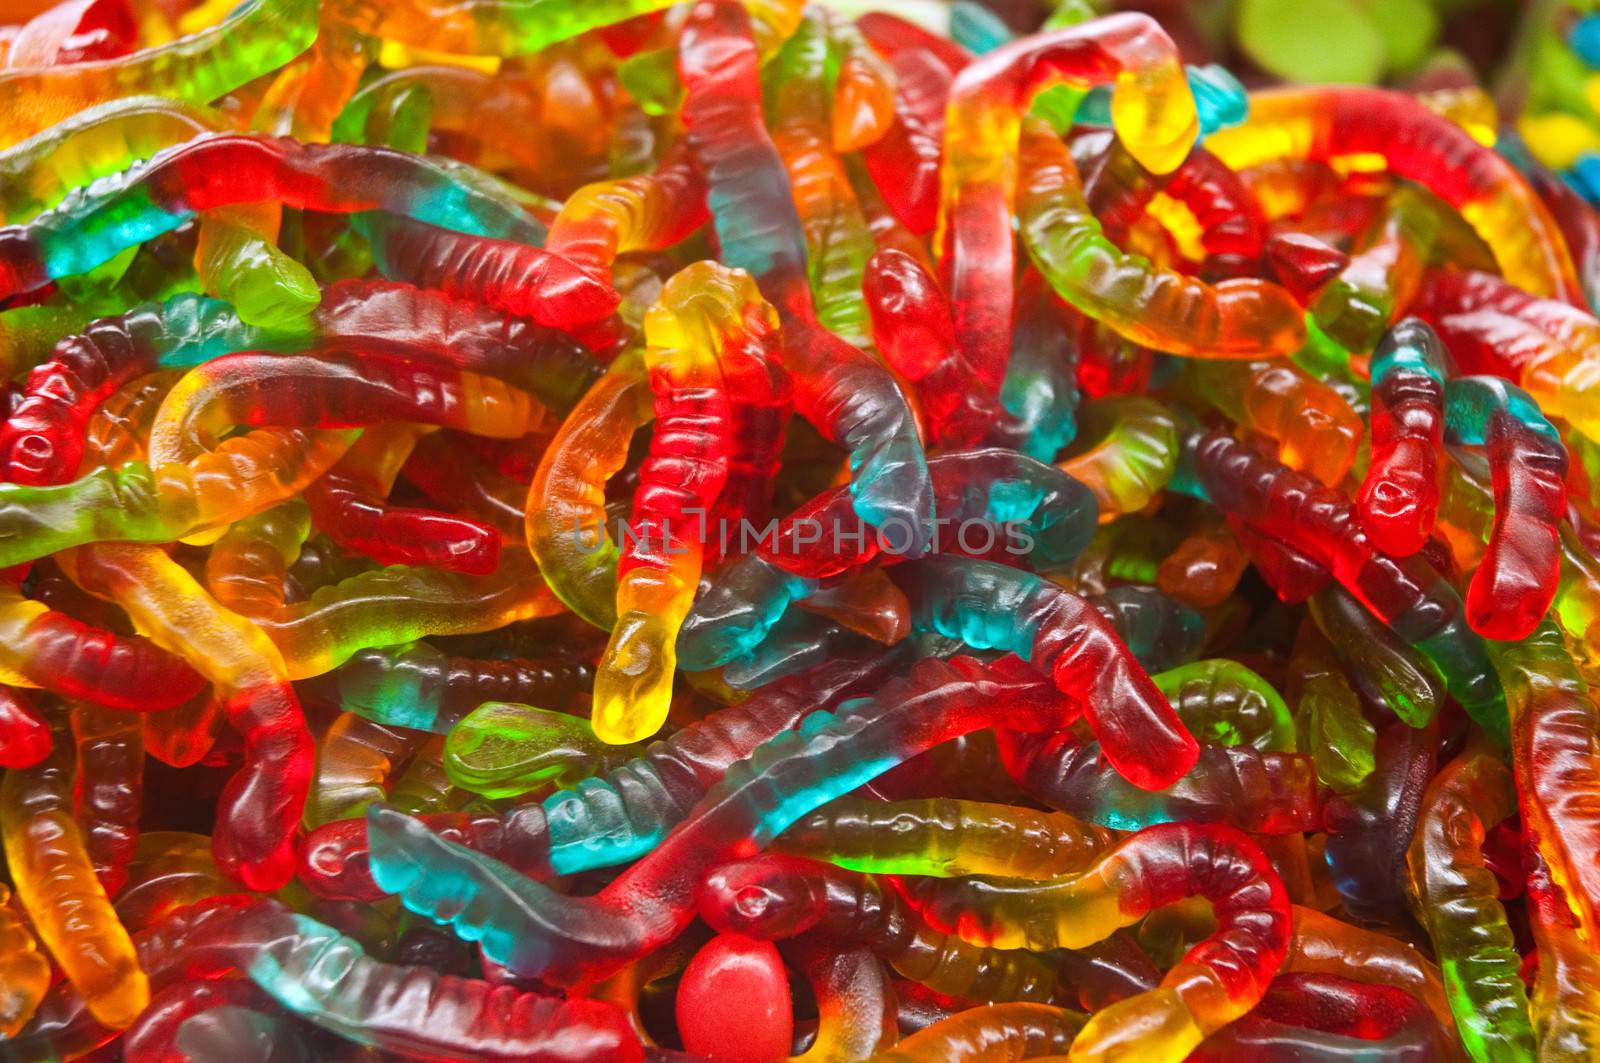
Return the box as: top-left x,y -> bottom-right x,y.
1,1 -> 1598,1060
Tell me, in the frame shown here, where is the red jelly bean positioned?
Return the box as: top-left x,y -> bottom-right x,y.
676,933 -> 795,1062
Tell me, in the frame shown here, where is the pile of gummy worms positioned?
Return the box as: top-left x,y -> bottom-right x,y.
2,0 -> 1600,1060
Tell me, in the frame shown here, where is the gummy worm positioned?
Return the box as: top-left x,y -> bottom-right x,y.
825,10 -> 898,152
331,65 -> 547,174
865,727 -> 1030,807
122,977 -> 274,1063
785,936 -> 898,1062
1490,621 -> 1600,991
704,286 -> 792,561
363,654 -> 1100,986
1192,430 -> 1507,744
775,796 -> 1113,879
1524,848 -> 1600,1056
173,999 -> 317,1061
1190,972 -> 1451,1062
69,701 -> 142,896
860,46 -> 952,237
591,261 -> 752,745
1086,584 -> 1203,673
699,854 -> 1062,1002
247,15 -> 372,144
865,1002 -> 1084,1063
1206,86 -> 1582,303
1421,270 -> 1600,445
0,712 -> 149,1029
1001,270 -> 1082,462
1155,519 -> 1250,608
1441,373 -> 1568,641
0,685 -> 50,770
1286,905 -> 1458,1047
545,143 -> 709,285
1527,162 -> 1600,315
64,542 -> 311,890
1057,396 -> 1177,519
385,733 -> 471,820
0,883 -> 50,1038
893,822 -> 1291,1062
855,12 -> 973,73
1309,188 -> 1435,356
326,0 -> 682,59
1084,136 -> 1266,280
325,638 -> 592,737
0,415 -> 353,568
938,14 -> 1199,390
1307,585 -> 1441,727
0,580 -> 206,710
678,0 -> 934,553
205,523 -> 561,679
194,895 -> 649,1062
897,555 -> 1197,789
140,698 -> 221,775
443,701 -> 637,798
0,294 -> 270,485
1289,628 -> 1375,793
1405,736 -> 1534,1063
0,96 -> 226,223
113,832 -> 234,934
863,248 -> 1022,449
1359,318 -> 1447,558
997,727 -> 1318,834
0,279 -> 594,485
1322,717 -> 1439,926
146,351 -> 539,473
1189,357 -> 1362,488
192,200 -> 320,333
0,133 -> 556,301
768,12 -> 876,346
400,429 -> 535,542
1152,658 -> 1295,752
297,647 -> 907,898
1017,119 -> 1304,361
303,423 -> 502,574
677,449 -> 1099,672
0,0 -> 317,151
305,712 -> 427,828
527,348 -> 653,631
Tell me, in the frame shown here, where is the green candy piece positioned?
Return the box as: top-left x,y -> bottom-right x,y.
445,702 -> 635,799
1237,0 -> 1385,84
1298,673 -> 1377,792
619,48 -> 684,117
1356,0 -> 1439,73
1154,659 -> 1296,753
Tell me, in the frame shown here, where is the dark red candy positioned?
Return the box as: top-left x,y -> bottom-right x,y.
1265,232 -> 1350,304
